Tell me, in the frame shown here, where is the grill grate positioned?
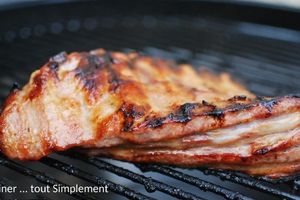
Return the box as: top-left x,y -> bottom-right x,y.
39,157 -> 154,200
0,154 -> 95,200
42,156 -> 203,200
0,1 -> 300,200
82,158 -> 249,200
0,152 -> 300,200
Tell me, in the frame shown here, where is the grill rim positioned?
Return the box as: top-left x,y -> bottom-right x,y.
1,0 -> 300,32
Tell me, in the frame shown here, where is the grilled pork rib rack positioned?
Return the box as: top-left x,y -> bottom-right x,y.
0,49 -> 299,178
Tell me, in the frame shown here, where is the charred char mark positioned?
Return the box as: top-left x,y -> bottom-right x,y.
228,95 -> 247,101
146,103 -> 207,128
178,103 -> 198,116
48,52 -> 67,71
103,51 -> 116,64
83,79 -> 97,91
146,117 -> 166,128
171,103 -> 199,123
100,52 -> 121,91
121,104 -> 144,118
108,75 -> 122,91
145,103 -> 199,128
87,54 -> 105,69
74,69 -> 97,91
77,55 -> 100,75
48,62 -> 59,71
108,68 -> 121,91
74,70 -> 84,79
261,99 -> 278,112
227,103 -> 252,112
81,51 -> 120,91
74,53 -> 110,92
10,82 -> 20,93
202,100 -> 210,106
205,106 -> 226,126
121,104 -> 144,131
207,109 -> 225,119
253,147 -> 270,155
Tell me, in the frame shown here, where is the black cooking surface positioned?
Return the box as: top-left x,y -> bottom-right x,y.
0,1 -> 299,200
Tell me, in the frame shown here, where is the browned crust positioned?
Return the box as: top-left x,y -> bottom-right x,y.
120,95 -> 300,143
0,48 -> 299,170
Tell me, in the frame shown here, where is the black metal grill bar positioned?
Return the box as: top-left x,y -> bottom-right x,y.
1,18 -> 296,94
64,21 -> 300,90
0,154 -> 95,200
137,164 -> 252,200
171,20 -> 299,66
138,17 -> 300,69
39,157 -> 156,200
168,17 -> 300,64
195,49 -> 300,79
198,169 -> 299,200
294,180 -> 300,190
65,154 -> 206,200
2,15 -> 300,70
258,173 -> 300,184
158,29 -> 300,80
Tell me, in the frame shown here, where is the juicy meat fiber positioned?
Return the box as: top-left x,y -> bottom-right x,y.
0,49 -> 299,178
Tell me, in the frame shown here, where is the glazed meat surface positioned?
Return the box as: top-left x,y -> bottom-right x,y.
0,49 -> 299,178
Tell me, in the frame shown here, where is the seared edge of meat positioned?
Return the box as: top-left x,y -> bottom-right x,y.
82,127 -> 300,177
0,49 -> 299,164
88,111 -> 300,149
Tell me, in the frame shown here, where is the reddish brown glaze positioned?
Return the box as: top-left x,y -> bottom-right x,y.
0,49 -> 300,178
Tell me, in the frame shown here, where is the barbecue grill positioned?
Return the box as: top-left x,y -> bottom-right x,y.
0,0 -> 300,199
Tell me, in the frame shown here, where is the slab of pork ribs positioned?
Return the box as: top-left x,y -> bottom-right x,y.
0,49 -> 299,178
